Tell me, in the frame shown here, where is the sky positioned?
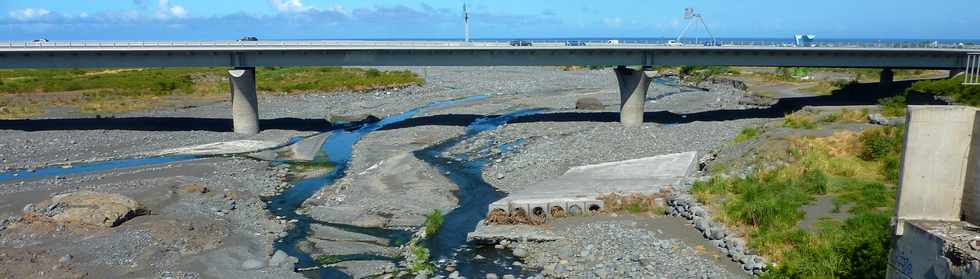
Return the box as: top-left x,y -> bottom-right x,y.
0,0 -> 978,40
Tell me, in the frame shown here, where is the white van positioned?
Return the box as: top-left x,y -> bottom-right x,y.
607,40 -> 621,45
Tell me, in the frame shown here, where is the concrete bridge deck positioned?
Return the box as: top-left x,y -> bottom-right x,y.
1,40 -> 974,134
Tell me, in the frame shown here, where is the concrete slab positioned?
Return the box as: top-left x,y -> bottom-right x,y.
145,140 -> 282,157
488,151 -> 697,221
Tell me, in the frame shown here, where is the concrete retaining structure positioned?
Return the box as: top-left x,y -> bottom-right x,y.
889,106 -> 980,279
487,151 -> 698,223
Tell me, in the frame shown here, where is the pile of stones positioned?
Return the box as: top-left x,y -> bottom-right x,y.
666,193 -> 769,275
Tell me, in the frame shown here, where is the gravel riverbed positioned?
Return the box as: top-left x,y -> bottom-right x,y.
1,66 -> 779,278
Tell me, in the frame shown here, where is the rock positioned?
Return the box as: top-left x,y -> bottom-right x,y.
58,254 -> 72,264
329,114 -> 381,124
47,191 -> 145,227
241,259 -> 265,270
486,273 -> 498,279
502,275 -> 515,279
268,250 -> 289,268
449,271 -> 461,278
869,113 -> 906,126
177,184 -> 208,194
575,97 -> 604,110
709,229 -> 725,240
22,203 -> 35,214
512,248 -> 528,258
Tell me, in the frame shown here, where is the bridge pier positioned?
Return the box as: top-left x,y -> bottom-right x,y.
615,66 -> 655,127
229,67 -> 259,135
880,68 -> 894,91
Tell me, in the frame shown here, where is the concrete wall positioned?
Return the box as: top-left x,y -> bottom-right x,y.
887,221 -> 980,279
963,113 -> 980,224
895,106 -> 978,231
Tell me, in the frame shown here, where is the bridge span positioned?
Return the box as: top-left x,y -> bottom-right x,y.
1,41 -> 975,134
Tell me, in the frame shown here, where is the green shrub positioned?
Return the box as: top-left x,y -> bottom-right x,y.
878,96 -> 907,117
859,127 -> 904,161
423,209 -> 444,236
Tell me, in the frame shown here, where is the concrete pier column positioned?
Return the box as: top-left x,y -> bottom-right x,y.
229,67 -> 259,134
880,68 -> 894,91
615,66 -> 655,127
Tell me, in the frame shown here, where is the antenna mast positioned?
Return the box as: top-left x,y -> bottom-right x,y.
463,3 -> 470,43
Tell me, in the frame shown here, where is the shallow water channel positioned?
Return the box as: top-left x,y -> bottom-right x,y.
266,97 -> 548,278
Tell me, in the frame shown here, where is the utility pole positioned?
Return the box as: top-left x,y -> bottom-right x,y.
463,3 -> 470,43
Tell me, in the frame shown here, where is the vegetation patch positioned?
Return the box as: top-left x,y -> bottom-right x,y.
820,108 -> 868,124
733,127 -> 762,144
908,75 -> 980,107
782,112 -> 817,129
694,126 -> 903,278
423,209 -> 444,237
597,193 -> 667,214
0,67 -> 423,118
877,95 -> 908,117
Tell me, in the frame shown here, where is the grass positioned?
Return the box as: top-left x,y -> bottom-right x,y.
694,126 -> 904,278
733,127 -> 762,144
0,67 -> 423,119
820,109 -> 868,124
878,95 -> 908,117
407,244 -> 436,275
423,209 -> 444,237
782,112 -> 817,129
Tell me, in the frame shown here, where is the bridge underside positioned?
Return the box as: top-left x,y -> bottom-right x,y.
1,46 -> 972,134
0,48 -> 969,69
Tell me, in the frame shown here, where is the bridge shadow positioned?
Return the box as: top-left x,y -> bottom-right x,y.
0,80 -> 945,133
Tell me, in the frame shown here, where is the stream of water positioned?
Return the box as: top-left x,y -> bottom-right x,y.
416,108 -> 546,277
265,96 -> 489,278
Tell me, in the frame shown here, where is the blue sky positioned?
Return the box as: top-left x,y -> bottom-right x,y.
1,0 -> 978,40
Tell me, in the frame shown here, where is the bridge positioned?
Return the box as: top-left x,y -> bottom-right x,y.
1,40 -> 976,134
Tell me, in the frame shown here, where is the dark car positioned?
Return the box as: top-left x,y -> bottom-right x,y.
702,41 -> 722,47
32,38 -> 49,43
509,40 -> 533,47
238,36 -> 259,42
565,41 -> 587,46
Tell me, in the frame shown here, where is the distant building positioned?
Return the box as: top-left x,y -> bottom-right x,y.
795,34 -> 815,47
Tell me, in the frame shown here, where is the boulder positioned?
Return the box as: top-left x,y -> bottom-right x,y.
47,191 -> 145,227
869,113 -> 906,126
575,97 -> 604,110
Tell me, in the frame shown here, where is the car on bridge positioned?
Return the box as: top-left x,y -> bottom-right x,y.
509,40 -> 533,47
565,41 -> 587,46
666,40 -> 684,47
238,36 -> 259,42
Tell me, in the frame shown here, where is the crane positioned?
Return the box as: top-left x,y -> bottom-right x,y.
675,8 -> 717,46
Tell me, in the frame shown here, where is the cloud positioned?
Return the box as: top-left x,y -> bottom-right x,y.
0,3 -> 563,39
270,0 -> 311,13
8,8 -> 52,21
156,0 -> 187,18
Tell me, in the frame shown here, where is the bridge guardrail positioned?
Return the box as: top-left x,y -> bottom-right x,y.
3,40 -> 980,50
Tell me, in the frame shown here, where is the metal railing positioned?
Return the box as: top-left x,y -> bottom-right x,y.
2,39 -> 978,50
966,53 -> 980,85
